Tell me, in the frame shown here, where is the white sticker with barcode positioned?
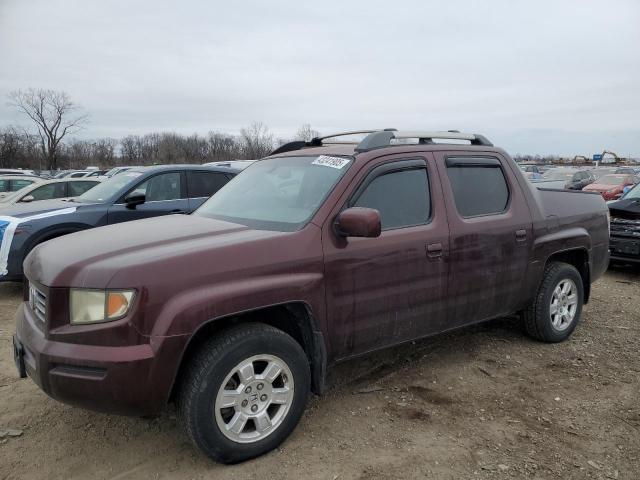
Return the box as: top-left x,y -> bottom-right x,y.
311,155 -> 351,169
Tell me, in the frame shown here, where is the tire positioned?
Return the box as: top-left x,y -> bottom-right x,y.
177,323 -> 310,464
523,262 -> 584,343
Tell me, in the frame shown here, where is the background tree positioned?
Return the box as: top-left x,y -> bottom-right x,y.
7,88 -> 88,169
240,121 -> 274,159
295,123 -> 321,142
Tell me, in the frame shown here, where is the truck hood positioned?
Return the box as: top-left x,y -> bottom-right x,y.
25,214 -> 285,287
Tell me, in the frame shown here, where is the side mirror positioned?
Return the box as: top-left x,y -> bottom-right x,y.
124,193 -> 146,209
335,207 -> 381,238
20,195 -> 35,203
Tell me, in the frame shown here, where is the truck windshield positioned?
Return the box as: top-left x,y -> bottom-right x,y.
195,155 -> 353,231
75,171 -> 143,203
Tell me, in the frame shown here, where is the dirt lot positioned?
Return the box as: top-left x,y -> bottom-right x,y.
1,268 -> 639,480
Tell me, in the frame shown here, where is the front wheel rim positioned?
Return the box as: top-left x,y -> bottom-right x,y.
214,354 -> 294,444
549,278 -> 578,331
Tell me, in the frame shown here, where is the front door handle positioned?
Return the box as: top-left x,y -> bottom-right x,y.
426,242 -> 443,258
515,229 -> 527,242
170,209 -> 186,214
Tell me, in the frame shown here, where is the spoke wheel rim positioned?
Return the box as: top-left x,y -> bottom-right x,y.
549,278 -> 578,332
214,354 -> 294,444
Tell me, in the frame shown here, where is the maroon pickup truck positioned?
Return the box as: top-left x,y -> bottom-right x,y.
13,130 -> 609,463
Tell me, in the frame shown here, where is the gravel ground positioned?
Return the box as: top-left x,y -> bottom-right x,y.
1,267 -> 639,480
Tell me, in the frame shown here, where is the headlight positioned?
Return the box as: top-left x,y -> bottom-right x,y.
70,289 -> 135,325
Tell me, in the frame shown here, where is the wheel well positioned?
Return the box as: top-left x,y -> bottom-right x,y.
26,227 -> 86,255
546,249 -> 590,302
169,302 -> 326,403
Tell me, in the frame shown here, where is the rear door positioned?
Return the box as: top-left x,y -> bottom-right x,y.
322,153 -> 450,359
107,171 -> 189,223
186,170 -> 233,210
434,152 -> 533,327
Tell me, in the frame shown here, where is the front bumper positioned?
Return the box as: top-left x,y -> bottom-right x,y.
609,235 -> 640,264
14,302 -> 188,416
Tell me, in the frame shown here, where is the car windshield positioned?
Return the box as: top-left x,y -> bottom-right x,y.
598,175 -> 626,185
622,183 -> 640,199
542,170 -> 574,181
195,155 -> 353,231
75,171 -> 143,203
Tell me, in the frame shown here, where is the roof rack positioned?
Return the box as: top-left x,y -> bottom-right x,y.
269,129 -> 396,155
268,129 -> 493,156
355,130 -> 493,152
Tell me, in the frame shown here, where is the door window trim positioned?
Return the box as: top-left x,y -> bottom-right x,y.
444,155 -> 512,219
346,158 -> 433,231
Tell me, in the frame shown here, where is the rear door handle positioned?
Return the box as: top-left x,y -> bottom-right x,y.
170,209 -> 186,214
426,242 -> 443,258
515,229 -> 527,242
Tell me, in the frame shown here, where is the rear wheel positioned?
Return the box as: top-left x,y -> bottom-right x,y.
523,262 -> 584,342
177,323 -> 310,463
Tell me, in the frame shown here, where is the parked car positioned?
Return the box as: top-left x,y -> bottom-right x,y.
0,168 -> 35,176
101,166 -> 136,179
12,130 -> 609,463
536,168 -> 593,190
608,183 -> 640,264
582,174 -> 640,200
0,175 -> 43,199
614,167 -> 636,175
0,165 -> 238,281
0,178 -> 100,206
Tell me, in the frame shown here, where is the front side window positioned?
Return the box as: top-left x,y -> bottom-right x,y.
0,180 -> 8,192
11,179 -> 34,191
195,155 -> 352,231
446,160 -> 509,217
352,168 -> 431,230
128,172 -> 182,201
187,171 -> 230,198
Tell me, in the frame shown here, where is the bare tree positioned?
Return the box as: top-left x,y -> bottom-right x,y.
240,121 -> 274,159
7,88 -> 88,170
295,123 -> 320,142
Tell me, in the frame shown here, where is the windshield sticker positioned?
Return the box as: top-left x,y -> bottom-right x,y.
312,155 -> 351,170
0,207 -> 77,277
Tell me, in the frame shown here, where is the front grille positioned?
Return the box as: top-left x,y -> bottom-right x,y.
29,283 -> 47,323
610,217 -> 640,238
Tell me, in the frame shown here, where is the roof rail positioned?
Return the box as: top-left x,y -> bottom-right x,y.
269,129 -> 396,156
355,130 -> 493,152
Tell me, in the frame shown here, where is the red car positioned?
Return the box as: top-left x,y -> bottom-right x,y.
583,174 -> 639,200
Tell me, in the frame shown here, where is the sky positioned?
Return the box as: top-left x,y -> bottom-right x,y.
1,0 -> 639,156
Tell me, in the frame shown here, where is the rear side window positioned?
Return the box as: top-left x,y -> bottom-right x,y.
26,183 -> 66,201
11,179 -> 34,191
352,168 -> 430,230
68,181 -> 98,196
446,159 -> 509,217
187,171 -> 230,198
0,180 -> 8,192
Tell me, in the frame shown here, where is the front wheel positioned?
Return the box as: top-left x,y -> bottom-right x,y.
177,323 -> 310,464
523,262 -> 584,342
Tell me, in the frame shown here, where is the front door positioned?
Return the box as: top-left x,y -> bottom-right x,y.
107,171 -> 189,224
322,154 -> 450,360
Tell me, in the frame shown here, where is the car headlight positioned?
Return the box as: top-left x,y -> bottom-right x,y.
70,289 -> 135,325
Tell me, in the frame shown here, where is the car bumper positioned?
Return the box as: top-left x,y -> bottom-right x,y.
609,236 -> 640,264
14,303 -> 188,416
